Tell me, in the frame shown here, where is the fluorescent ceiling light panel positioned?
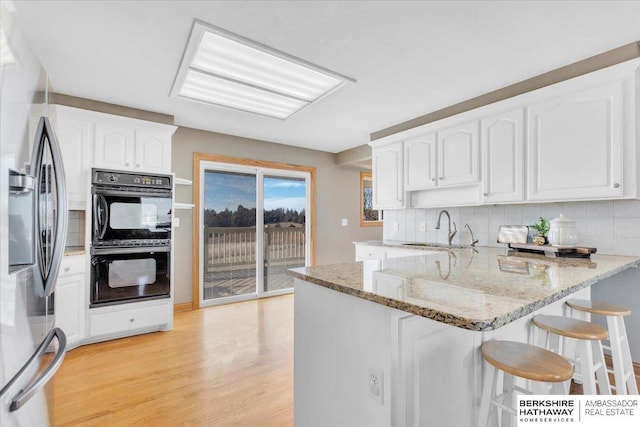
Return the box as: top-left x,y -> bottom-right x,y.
171,21 -> 355,119
0,28 -> 17,67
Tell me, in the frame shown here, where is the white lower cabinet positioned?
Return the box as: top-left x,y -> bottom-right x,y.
355,244 -> 429,262
55,255 -> 86,349
89,301 -> 171,339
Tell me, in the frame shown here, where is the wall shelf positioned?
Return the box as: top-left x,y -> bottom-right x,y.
174,177 -> 192,186
174,202 -> 194,210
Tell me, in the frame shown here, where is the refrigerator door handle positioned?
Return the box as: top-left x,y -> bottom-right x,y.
0,327 -> 68,412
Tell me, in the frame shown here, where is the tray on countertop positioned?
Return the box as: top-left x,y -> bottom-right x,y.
507,243 -> 597,258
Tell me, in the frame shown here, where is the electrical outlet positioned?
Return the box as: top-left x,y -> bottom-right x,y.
368,366 -> 383,404
419,221 -> 426,232
341,218 -> 348,226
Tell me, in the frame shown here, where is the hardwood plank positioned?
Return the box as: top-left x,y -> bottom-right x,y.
46,295 -> 293,426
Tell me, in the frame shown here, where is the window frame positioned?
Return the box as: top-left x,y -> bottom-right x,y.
360,171 -> 382,227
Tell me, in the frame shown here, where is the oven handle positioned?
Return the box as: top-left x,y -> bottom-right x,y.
92,245 -> 171,255
96,194 -> 109,240
93,189 -> 172,198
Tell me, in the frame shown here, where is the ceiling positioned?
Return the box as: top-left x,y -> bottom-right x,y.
12,1 -> 640,154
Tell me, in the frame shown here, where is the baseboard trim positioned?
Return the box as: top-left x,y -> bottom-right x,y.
174,302 -> 193,313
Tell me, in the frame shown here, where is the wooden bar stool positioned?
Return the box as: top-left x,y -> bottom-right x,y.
566,299 -> 638,395
478,340 -> 573,427
533,315 -> 611,395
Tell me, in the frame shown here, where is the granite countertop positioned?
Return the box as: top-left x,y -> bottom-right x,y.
289,246 -> 640,331
64,246 -> 86,256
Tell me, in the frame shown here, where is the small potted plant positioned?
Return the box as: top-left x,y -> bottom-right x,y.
529,217 -> 549,246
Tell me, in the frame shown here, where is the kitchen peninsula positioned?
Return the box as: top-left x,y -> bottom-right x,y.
289,246 -> 640,427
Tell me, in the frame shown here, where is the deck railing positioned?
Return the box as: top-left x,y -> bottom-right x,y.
204,226 -> 305,268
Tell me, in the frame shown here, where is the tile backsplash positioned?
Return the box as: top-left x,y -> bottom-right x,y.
383,200 -> 640,256
66,210 -> 86,247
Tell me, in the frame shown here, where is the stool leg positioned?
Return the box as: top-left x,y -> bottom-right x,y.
479,363 -> 497,427
592,340 -> 611,395
576,339 -> 597,394
502,374 -> 514,427
610,315 -> 639,394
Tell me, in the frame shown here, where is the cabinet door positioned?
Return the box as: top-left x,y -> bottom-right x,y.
527,82 -> 623,201
372,142 -> 403,209
55,118 -> 92,206
94,124 -> 135,170
404,133 -> 437,190
55,274 -> 85,347
437,120 -> 479,187
135,130 -> 172,173
481,108 -> 524,203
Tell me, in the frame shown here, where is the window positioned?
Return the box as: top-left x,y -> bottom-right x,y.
360,172 -> 381,227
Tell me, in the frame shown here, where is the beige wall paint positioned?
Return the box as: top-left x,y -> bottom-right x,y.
172,126 -> 382,304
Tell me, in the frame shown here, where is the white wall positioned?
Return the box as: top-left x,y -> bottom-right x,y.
382,199 -> 640,361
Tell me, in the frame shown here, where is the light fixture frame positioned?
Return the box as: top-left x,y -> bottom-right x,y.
170,19 -> 356,120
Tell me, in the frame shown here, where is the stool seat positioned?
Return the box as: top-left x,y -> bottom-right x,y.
566,299 -> 631,317
482,340 -> 573,383
533,315 -> 608,340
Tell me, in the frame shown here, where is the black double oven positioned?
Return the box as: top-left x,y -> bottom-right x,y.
91,169 -> 172,307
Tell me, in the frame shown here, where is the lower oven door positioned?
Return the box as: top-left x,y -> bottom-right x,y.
90,246 -> 170,307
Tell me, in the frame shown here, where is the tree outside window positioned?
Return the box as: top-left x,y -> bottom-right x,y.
360,171 -> 381,227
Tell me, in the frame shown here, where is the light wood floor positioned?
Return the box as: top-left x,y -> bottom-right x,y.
46,295 -> 294,427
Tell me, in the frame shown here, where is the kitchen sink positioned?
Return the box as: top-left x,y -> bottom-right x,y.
402,242 -> 468,249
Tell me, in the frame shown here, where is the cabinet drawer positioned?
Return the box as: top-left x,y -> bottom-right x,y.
355,245 -> 387,261
90,303 -> 170,337
59,255 -> 86,277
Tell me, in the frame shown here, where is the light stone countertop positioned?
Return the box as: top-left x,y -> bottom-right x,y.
289,246 -> 640,331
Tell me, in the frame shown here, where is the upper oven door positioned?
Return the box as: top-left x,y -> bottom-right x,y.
93,188 -> 172,244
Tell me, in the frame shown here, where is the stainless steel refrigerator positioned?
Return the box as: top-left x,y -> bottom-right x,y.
0,116 -> 69,425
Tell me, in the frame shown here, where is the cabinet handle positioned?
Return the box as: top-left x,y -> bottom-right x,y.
136,164 -> 140,168
613,183 -> 620,188
130,318 -> 135,323
431,178 -> 436,182
439,177 -> 444,180
483,193 -> 488,197
64,267 -> 70,272
125,162 -> 130,167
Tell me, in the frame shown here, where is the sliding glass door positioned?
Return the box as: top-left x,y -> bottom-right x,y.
199,162 -> 310,306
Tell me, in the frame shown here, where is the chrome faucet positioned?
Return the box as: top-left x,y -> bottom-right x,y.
435,209 -> 457,246
464,223 -> 479,247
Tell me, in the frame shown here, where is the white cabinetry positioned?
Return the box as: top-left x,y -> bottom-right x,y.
94,121 -> 173,173
53,115 -> 92,208
527,82 -> 624,201
481,108 -> 525,203
55,255 -> 86,349
404,134 -> 436,190
372,142 -> 403,209
88,300 -> 171,341
437,120 -> 479,187
354,244 -> 431,261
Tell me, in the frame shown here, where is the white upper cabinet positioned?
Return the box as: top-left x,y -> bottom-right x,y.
94,120 -> 173,173
94,123 -> 136,170
134,129 -> 172,173
437,120 -> 479,187
481,108 -> 525,203
404,133 -> 436,190
54,115 -> 92,207
372,141 -> 404,209
527,81 -> 624,201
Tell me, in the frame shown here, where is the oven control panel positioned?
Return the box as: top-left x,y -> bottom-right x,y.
92,169 -> 172,189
